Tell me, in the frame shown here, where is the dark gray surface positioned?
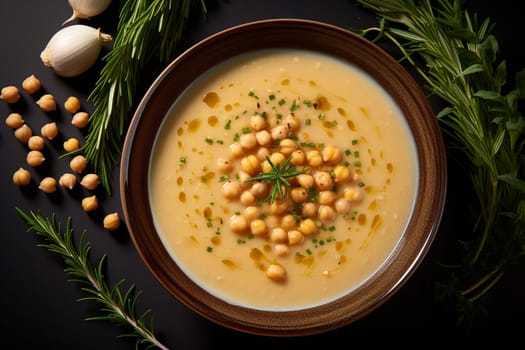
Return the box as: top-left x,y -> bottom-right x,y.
0,1 -> 522,349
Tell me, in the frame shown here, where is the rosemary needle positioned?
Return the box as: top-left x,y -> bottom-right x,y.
16,208 -> 169,350
245,156 -> 308,203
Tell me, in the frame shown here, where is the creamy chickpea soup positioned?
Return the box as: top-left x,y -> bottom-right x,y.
149,49 -> 418,311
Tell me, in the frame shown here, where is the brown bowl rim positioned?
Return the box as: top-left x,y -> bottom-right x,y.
120,18 -> 447,336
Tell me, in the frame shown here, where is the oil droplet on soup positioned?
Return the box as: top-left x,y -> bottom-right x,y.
203,92 -> 220,108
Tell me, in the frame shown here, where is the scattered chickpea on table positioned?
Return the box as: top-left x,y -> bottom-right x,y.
2,76 -> 121,232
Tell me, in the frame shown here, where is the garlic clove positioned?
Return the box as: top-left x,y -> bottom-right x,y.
63,0 -> 113,25
40,24 -> 112,78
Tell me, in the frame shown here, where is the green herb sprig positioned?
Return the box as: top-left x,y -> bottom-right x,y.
71,0 -> 207,194
245,156 -> 308,203
16,208 -> 169,350
353,0 -> 525,326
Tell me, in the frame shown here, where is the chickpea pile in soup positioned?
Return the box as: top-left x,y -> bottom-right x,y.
218,91 -> 366,282
150,49 -> 417,310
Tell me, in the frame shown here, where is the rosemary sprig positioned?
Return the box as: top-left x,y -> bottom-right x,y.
245,156 -> 308,203
16,208 -> 169,350
72,0 -> 207,194
353,0 -> 525,326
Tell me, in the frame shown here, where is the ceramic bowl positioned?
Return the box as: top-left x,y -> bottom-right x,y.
120,18 -> 447,336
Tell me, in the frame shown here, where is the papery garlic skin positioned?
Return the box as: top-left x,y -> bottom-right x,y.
40,25 -> 112,77
63,0 -> 112,25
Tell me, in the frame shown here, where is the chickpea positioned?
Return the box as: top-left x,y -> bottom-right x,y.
229,214 -> 248,234
250,181 -> 268,199
344,186 -> 364,202
64,96 -> 81,113
71,111 -> 89,128
12,167 -> 31,186
28,136 -> 45,150
318,190 -> 337,205
298,218 -> 318,236
270,227 -> 287,243
239,132 -> 257,150
279,138 -> 297,156
269,152 -> 286,166
313,171 -> 334,191
265,214 -> 279,231
14,124 -> 33,144
80,173 -> 100,190
255,130 -> 271,146
222,180 -> 242,199
250,219 -> 267,236
238,171 -> 251,189
290,187 -> 308,203
36,94 -> 57,112
280,214 -> 297,230
229,142 -> 244,158
332,164 -> 351,183
296,173 -> 314,189
70,155 -> 88,173
26,150 -> 45,167
287,230 -> 304,245
318,205 -> 336,222
271,124 -> 288,140
290,149 -> 306,165
63,137 -> 80,152
301,202 -> 318,217
334,198 -> 351,214
240,190 -> 255,206
250,114 -> 267,131
306,150 -> 323,167
283,115 -> 299,132
322,145 -> 342,164
59,173 -> 77,190
0,85 -> 21,104
243,206 -> 260,221
40,122 -> 59,140
240,154 -> 259,175
216,157 -> 233,173
274,244 -> 290,257
270,199 -> 288,215
81,195 -> 98,212
103,212 -> 121,231
266,264 -> 287,282
22,74 -> 42,94
5,113 -> 24,129
255,147 -> 270,161
39,177 -> 57,193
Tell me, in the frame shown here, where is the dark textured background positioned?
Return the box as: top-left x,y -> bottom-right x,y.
0,1 -> 522,349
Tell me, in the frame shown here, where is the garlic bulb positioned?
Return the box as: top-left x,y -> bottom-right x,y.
63,0 -> 112,25
40,25 -> 112,77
